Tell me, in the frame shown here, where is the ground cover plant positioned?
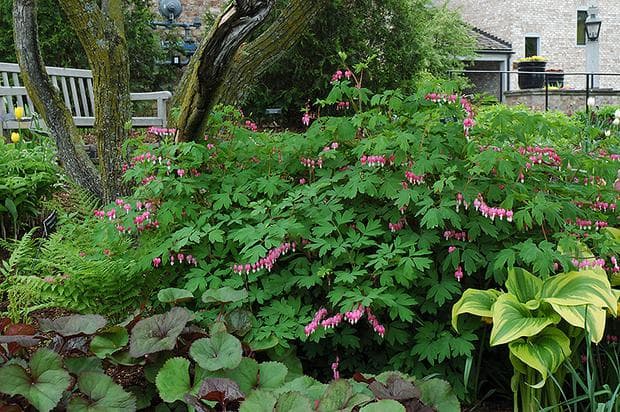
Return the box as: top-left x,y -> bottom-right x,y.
0,70 -> 619,410
0,303 -> 459,411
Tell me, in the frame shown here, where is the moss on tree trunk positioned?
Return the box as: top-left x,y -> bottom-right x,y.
12,0 -> 103,198
59,0 -> 131,202
14,0 -> 131,202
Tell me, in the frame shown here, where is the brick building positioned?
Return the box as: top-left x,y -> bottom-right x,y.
447,0 -> 620,90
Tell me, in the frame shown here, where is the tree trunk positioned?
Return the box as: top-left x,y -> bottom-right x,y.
174,0 -> 275,141
59,0 -> 131,202
12,0 -> 103,199
215,0 -> 328,106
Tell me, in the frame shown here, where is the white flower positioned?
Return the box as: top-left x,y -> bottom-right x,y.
605,130 -> 611,137
615,109 -> 620,119
587,97 -> 596,107
613,118 -> 620,126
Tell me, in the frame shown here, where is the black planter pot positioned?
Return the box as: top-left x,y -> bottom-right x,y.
545,71 -> 564,87
518,61 -> 547,89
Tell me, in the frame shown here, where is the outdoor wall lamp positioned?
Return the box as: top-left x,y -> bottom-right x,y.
585,11 -> 602,41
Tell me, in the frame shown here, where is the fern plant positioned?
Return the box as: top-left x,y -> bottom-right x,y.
0,229 -> 49,322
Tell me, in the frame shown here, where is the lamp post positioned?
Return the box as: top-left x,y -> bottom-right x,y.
585,5 -> 602,88
151,0 -> 201,66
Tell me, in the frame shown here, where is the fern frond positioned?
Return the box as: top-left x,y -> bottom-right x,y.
0,228 -> 37,278
66,181 -> 101,218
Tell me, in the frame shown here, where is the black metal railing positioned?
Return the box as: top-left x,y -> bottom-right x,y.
449,70 -> 620,112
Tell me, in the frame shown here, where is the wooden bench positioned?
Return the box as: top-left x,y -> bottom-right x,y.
0,62 -> 172,135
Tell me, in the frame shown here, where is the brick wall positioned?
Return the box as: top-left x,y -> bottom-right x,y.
505,89 -> 620,114
446,0 -> 620,89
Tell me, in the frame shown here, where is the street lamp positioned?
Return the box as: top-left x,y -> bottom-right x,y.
584,6 -> 602,91
585,11 -> 602,41
151,0 -> 201,66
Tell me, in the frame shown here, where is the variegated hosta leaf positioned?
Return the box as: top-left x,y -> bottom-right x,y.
451,289 -> 501,332
541,270 -> 617,316
505,267 -> 542,303
508,327 -> 571,389
490,294 -> 559,346
549,304 -> 606,343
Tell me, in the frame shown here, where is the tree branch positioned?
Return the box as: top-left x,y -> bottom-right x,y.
215,0 -> 328,106
174,0 -> 275,141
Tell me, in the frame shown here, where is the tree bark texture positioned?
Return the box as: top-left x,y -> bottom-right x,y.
59,0 -> 131,202
174,0 -> 275,142
214,0 -> 328,106
12,0 -> 103,199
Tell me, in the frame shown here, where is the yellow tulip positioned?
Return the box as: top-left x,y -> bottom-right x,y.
10,132 -> 20,143
14,107 -> 24,121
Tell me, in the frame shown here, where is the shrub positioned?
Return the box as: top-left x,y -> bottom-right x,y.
4,74 -> 619,399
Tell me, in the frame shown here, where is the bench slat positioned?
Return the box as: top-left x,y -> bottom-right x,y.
11,73 -> 25,109
78,78 -> 90,117
87,78 -> 95,113
59,77 -> 72,113
1,72 -> 9,87
69,77 -> 81,117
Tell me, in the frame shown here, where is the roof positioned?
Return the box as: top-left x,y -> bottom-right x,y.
471,26 -> 513,52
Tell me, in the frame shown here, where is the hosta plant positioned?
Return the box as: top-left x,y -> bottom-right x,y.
452,267 -> 619,411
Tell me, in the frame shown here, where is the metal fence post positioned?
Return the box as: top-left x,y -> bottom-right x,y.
499,73 -> 503,103
544,73 -> 549,111
585,74 -> 590,114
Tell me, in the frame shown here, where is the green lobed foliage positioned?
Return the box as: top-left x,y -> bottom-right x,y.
3,74 -> 620,399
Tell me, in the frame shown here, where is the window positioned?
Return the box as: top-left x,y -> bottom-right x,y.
525,36 -> 539,57
577,10 -> 587,45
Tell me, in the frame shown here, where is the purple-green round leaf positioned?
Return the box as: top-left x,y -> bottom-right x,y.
202,287 -> 248,304
129,307 -> 192,358
39,314 -> 107,337
189,333 -> 242,371
155,357 -> 191,403
67,372 -> 136,411
360,400 -> 406,412
0,348 -> 71,412
157,288 -> 194,304
239,390 -> 276,412
90,326 -> 129,359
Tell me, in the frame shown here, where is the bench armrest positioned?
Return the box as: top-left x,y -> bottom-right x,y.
129,91 -> 173,101
130,91 -> 172,127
